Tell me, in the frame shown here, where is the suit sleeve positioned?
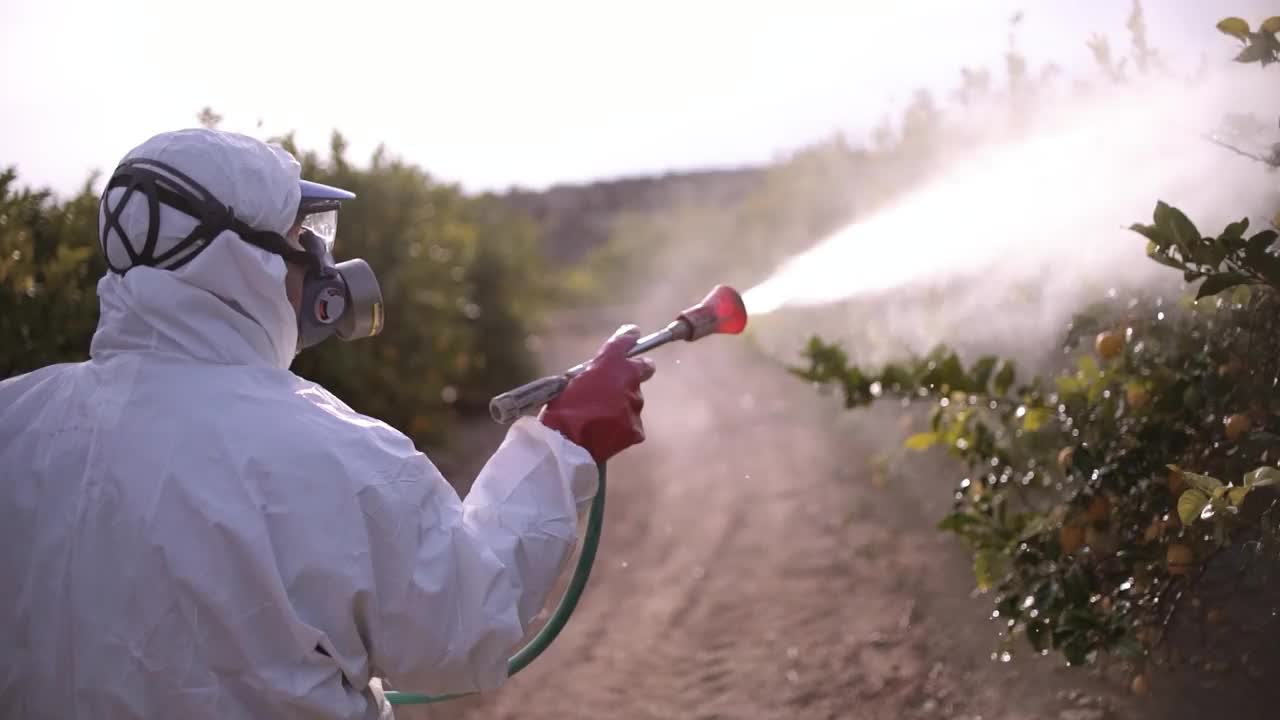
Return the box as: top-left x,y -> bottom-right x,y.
357,416 -> 597,695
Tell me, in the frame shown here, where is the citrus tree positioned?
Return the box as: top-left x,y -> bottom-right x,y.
0,170 -> 103,378
1,130 -> 549,452
793,14 -> 1280,684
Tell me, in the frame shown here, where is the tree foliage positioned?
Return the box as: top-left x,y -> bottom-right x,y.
792,12 -> 1280,676
796,288 -> 1280,666
1,134 -> 549,449
0,169 -> 104,378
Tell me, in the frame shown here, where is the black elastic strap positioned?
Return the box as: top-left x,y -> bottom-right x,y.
99,158 -> 309,274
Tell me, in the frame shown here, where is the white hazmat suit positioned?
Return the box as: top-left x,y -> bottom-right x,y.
0,129 -> 598,719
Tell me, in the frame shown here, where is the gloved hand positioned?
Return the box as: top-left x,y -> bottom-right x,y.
540,325 -> 657,463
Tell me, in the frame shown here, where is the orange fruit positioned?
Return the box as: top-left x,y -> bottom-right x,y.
1131,673 -> 1150,697
1167,543 -> 1195,575
1095,331 -> 1125,360
1206,607 -> 1225,625
1224,414 -> 1252,442
1060,524 -> 1086,554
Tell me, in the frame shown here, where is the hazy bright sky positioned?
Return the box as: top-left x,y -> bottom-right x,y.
0,1 -> 1269,194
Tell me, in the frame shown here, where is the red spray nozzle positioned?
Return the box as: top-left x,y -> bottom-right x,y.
677,284 -> 749,341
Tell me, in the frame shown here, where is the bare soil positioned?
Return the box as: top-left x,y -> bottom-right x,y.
401,318 -> 1171,720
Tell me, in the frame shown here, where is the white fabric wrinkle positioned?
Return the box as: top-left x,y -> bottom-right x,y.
2,139 -> 599,716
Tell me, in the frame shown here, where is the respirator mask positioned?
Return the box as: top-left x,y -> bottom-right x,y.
292,187 -> 384,350
99,159 -> 384,353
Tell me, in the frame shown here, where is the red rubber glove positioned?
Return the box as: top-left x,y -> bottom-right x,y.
540,325 -> 657,463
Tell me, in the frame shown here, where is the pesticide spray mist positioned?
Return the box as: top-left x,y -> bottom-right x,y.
742,71 -> 1280,368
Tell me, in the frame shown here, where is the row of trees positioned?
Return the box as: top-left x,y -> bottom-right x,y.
0,130 -> 550,452
792,9 -> 1280,699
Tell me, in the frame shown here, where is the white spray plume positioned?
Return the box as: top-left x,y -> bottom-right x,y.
743,72 -> 1279,310
742,69 -> 1280,365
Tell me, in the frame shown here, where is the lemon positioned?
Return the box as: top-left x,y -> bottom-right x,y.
1095,331 -> 1124,360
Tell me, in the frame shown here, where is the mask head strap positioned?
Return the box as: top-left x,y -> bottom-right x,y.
100,158 -> 313,274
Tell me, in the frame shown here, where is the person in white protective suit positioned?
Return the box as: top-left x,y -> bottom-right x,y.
0,128 -> 655,719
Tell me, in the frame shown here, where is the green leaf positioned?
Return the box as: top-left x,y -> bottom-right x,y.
1022,407 -> 1051,432
1175,468 -> 1225,493
935,352 -> 969,392
1178,489 -> 1211,525
1077,354 -> 1100,382
1247,229 -> 1278,252
1217,17 -> 1252,41
880,363 -> 913,391
1228,486 -> 1251,506
1153,201 -> 1201,255
1145,241 -> 1185,269
970,356 -> 999,391
1056,375 -> 1084,396
1131,223 -> 1169,248
1017,513 -> 1053,541
973,549 -> 1005,593
938,512 -> 983,533
905,431 -> 940,450
1197,272 -> 1251,299
1222,217 -> 1250,241
1245,466 -> 1280,488
1262,16 -> 1280,34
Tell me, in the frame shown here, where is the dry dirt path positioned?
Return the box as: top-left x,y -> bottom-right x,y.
404,316 -> 1144,720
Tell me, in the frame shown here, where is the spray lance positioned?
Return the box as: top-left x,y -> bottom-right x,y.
384,284 -> 748,707
489,284 -> 749,423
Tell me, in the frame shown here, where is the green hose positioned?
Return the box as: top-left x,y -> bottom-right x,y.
383,463 -> 607,706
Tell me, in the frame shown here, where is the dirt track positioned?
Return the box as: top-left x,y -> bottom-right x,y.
406,319 -> 1147,720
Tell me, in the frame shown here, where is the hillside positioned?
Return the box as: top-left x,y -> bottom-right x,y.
495,167 -> 766,263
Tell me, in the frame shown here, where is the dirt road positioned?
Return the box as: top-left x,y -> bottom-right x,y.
409,321 -> 1140,720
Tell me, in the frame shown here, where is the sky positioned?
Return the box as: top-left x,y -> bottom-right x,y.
0,0 -> 1271,195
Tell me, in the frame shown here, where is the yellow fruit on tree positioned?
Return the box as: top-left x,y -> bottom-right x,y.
1224,414 -> 1252,442
1095,330 -> 1125,360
